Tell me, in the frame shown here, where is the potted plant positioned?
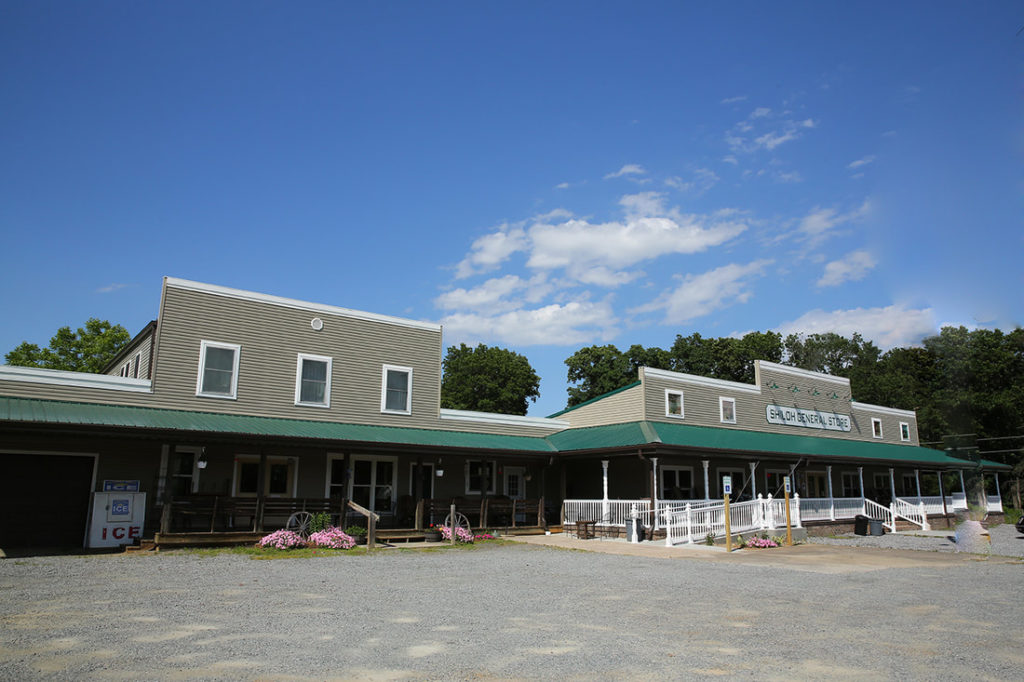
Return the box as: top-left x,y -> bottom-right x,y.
345,525 -> 368,545
423,524 -> 443,542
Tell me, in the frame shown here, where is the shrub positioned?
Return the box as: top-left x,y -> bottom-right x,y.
259,529 -> 306,550
344,525 -> 367,537
308,512 -> 332,534
308,526 -> 356,550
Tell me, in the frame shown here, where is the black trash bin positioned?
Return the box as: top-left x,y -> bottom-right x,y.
869,519 -> 884,536
854,515 -> 869,536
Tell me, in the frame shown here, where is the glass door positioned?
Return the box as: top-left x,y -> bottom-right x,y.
349,456 -> 396,514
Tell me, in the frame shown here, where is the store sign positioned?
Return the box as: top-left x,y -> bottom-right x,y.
766,405 -> 851,432
103,480 -> 140,492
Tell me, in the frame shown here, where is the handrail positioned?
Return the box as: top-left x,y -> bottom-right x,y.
863,498 -> 894,532
892,497 -> 930,531
347,500 -> 379,551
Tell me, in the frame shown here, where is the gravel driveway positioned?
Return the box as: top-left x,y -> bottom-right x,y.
808,523 -> 1024,558
1,540 -> 1021,680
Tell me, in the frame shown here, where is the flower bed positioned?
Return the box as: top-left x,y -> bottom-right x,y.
258,526 -> 356,551
259,529 -> 306,550
439,525 -> 474,543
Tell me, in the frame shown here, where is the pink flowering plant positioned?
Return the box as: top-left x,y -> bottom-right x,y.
258,529 -> 306,550
743,535 -> 779,549
473,532 -> 497,541
439,525 -> 474,543
307,526 -> 356,550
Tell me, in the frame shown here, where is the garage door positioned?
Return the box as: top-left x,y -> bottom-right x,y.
0,454 -> 95,547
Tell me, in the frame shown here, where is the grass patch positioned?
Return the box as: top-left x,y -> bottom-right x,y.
163,538 -> 513,558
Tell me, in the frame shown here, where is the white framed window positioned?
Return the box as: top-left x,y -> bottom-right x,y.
871,417 -> 883,439
665,389 -> 684,418
841,472 -> 860,497
133,352 -> 141,378
295,353 -> 332,407
196,340 -> 240,399
899,422 -> 910,442
660,465 -> 694,499
381,364 -> 412,414
465,460 -> 495,495
119,361 -> 130,377
719,396 -> 737,424
171,446 -> 202,497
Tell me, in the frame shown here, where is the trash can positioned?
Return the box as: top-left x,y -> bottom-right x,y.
869,519 -> 884,536
625,518 -> 643,542
854,515 -> 869,536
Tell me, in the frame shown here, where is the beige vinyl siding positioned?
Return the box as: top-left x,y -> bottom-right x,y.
556,384 -> 644,428
641,363 -> 920,447
104,328 -> 155,379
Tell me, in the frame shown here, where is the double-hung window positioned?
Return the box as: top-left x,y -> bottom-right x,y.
719,396 -> 737,424
295,353 -> 332,407
871,418 -> 883,439
899,422 -> 910,442
381,365 -> 412,414
665,390 -> 684,418
196,340 -> 240,399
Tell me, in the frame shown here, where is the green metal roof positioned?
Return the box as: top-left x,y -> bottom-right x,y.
0,396 -> 1010,469
547,419 -> 1010,469
0,397 -> 556,453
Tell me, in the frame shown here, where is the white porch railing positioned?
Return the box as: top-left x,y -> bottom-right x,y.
892,497 -> 930,530
563,499 -> 651,526
947,493 -> 968,510
897,496 -> 947,516
863,498 -> 895,532
663,494 -> 803,546
986,494 -> 1004,513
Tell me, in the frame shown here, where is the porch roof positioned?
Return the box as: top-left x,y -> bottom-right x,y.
0,397 -> 557,453
546,420 -> 1012,470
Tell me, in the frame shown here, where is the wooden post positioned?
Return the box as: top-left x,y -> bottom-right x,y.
450,503 -> 456,546
538,495 -> 545,529
256,450 -> 268,532
414,498 -> 424,530
784,477 -> 793,547
481,498 -> 489,529
209,496 -> 219,533
724,492 -> 732,552
367,514 -> 376,553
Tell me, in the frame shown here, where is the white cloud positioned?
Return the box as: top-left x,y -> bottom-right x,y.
775,171 -> 802,184
796,200 -> 871,246
604,164 -> 647,180
664,168 -> 719,195
454,224 -> 528,279
436,275 -> 533,313
722,155 -> 739,165
631,259 -> 773,324
847,155 -> 876,169
721,95 -> 747,104
776,305 -> 936,349
440,298 -> 618,346
555,182 -> 570,189
96,283 -> 130,294
816,250 -> 877,287
726,111 -> 815,154
754,129 -> 799,151
750,107 -> 772,118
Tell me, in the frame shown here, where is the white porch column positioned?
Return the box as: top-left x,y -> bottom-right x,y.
994,472 -> 1002,511
749,461 -> 758,499
959,470 -> 966,496
651,457 -> 659,531
889,467 -> 896,501
858,466 -> 865,515
937,471 -> 946,515
702,459 -> 710,501
914,469 -> 922,500
826,464 -> 835,521
601,459 -> 609,522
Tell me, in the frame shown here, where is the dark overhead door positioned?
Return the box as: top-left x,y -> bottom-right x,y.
0,454 -> 94,547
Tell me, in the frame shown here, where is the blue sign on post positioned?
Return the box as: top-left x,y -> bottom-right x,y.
784,476 -> 791,494
723,475 -> 732,495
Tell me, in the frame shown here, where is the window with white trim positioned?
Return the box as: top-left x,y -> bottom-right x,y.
871,417 -> 883,439
841,472 -> 860,497
133,352 -> 141,378
119,361 -> 130,377
196,340 -> 240,399
665,389 -> 684,418
660,465 -> 694,499
295,353 -> 332,407
381,364 -> 412,414
719,396 -> 736,424
899,422 -> 910,442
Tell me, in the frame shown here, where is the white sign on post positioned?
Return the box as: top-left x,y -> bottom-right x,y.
723,475 -> 732,496
784,476 -> 791,494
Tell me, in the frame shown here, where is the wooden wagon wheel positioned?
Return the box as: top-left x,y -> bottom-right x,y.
286,511 -> 314,538
443,511 -> 472,539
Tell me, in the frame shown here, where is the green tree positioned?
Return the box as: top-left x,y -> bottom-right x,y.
5,318 -> 130,374
440,343 -> 540,415
564,344 -> 633,407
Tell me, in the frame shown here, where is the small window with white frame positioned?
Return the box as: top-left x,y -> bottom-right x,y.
871,417 -> 883,439
119,361 -> 131,377
899,422 -> 910,442
133,352 -> 141,378
381,364 -> 412,414
295,353 -> 332,407
665,389 -> 684,418
719,396 -> 736,424
196,340 -> 241,399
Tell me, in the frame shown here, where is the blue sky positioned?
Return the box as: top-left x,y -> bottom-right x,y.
1,2 -> 1022,417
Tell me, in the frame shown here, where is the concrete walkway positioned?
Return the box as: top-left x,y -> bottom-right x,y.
507,531 -> 1015,574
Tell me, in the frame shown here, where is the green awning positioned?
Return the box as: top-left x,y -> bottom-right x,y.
0,396 -> 556,453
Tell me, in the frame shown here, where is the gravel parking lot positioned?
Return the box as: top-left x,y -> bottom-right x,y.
809,523 -> 1024,558
1,537 -> 1021,681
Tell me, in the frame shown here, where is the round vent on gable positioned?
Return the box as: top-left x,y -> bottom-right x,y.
311,317 -> 324,331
